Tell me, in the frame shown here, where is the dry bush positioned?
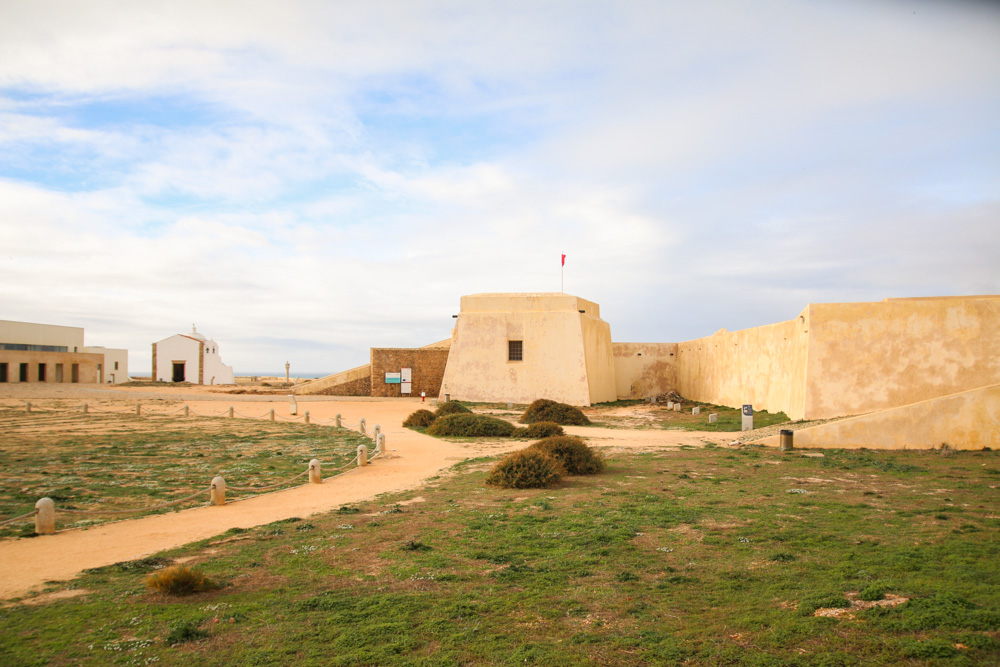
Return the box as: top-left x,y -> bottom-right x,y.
426,414 -> 517,437
528,436 -> 604,475
524,421 -> 565,438
145,565 -> 219,596
435,401 -> 472,417
485,450 -> 564,489
403,409 -> 436,428
519,399 -> 590,426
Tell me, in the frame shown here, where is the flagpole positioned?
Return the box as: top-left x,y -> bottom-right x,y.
561,254 -> 564,292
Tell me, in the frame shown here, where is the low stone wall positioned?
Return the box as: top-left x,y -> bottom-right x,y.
370,348 -> 450,398
316,375 -> 372,396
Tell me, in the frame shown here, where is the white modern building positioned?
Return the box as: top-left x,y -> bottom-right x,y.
152,325 -> 235,385
0,319 -> 129,384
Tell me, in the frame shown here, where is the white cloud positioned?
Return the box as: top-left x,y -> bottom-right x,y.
1,0 -> 998,373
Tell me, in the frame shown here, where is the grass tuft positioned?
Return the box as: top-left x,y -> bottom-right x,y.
523,421 -> 565,438
519,399 -> 590,425
145,565 -> 219,596
527,436 -> 604,475
485,450 -> 564,488
426,413 -> 518,437
402,409 -> 436,428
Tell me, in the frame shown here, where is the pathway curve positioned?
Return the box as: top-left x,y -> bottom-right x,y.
0,397 -> 724,600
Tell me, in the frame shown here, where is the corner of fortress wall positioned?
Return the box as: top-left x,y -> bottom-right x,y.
753,383 -> 1000,450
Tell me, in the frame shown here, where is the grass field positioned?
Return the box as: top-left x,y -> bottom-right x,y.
0,410 -> 371,537
2,440 -> 998,665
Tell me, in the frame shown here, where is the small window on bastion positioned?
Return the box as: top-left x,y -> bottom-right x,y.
508,340 -> 523,362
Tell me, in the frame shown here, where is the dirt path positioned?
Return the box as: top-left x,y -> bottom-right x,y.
0,389 -> 724,600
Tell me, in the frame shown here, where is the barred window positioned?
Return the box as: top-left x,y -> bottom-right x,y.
508,340 -> 523,361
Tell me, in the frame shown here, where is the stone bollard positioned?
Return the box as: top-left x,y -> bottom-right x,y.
183,405 -> 189,417
309,459 -> 322,484
288,395 -> 297,416
335,413 -> 342,428
269,409 -> 275,421
210,476 -> 226,505
709,413 -> 718,423
373,424 -> 381,440
692,406 -> 701,415
136,402 -> 141,416
26,402 -> 31,413
357,445 -> 368,467
304,411 -> 310,424
82,403 -> 88,414
35,497 -> 55,535
228,407 -> 234,418
359,418 -> 367,436
376,433 -> 385,452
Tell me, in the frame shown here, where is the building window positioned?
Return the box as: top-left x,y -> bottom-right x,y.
114,361 -> 119,370
508,340 -> 523,362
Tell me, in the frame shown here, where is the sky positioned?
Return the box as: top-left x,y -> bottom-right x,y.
1,0 -> 998,376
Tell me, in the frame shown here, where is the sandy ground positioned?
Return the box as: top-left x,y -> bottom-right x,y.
0,384 -> 724,600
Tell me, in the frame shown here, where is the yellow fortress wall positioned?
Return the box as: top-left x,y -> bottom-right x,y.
675,314 -> 810,420
438,293 -> 616,405
803,296 -> 1000,419
612,343 -> 679,399
755,384 -> 1000,450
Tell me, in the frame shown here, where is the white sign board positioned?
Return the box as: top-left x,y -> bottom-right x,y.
401,381 -> 412,394
401,367 -> 412,383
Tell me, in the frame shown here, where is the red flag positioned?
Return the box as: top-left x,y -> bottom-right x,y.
561,254 -> 566,266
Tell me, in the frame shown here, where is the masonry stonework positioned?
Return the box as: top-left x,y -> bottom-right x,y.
370,348 -> 450,398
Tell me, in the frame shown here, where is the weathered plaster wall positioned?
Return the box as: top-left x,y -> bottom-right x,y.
581,313 -> 617,404
612,343 -> 679,399
755,384 -> 1000,450
370,348 -> 450,397
439,293 -> 613,405
803,297 -> 1000,419
676,313 -> 810,420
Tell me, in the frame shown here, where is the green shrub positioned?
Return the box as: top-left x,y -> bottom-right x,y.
858,583 -> 888,601
528,436 -> 604,475
403,409 -> 436,428
519,399 -> 590,425
900,638 -> 959,659
435,401 -> 472,417
166,619 -> 210,645
145,565 -> 219,596
524,421 -> 565,438
426,413 -> 518,437
485,450 -> 564,489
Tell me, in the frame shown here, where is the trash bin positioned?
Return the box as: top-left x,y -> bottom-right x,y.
779,429 -> 794,451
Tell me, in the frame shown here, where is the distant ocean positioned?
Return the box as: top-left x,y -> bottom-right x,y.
236,372 -> 329,379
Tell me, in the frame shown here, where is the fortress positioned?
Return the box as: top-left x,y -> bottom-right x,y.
295,293 -> 999,450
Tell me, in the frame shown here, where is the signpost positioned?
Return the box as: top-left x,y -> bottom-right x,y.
401,367 -> 412,395
742,404 -> 754,431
